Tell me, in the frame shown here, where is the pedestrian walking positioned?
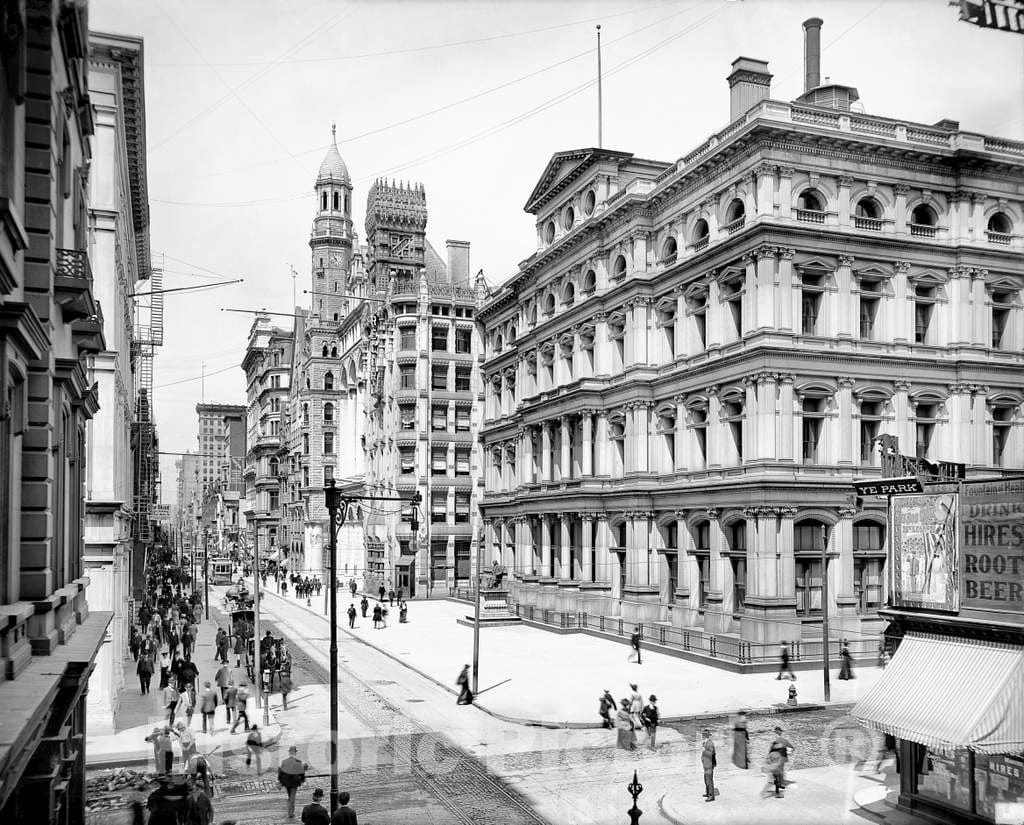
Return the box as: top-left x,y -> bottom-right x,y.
359,596 -> 369,618
280,672 -> 293,711
215,663 -> 230,703
387,589 -> 395,606
224,680 -> 237,726
641,695 -> 659,751
732,710 -> 750,769
599,690 -> 616,729
278,745 -> 307,819
838,639 -> 856,680
347,604 -> 356,628
628,683 -> 643,729
181,683 -> 196,728
372,603 -> 382,629
174,721 -> 197,765
159,649 -> 172,689
137,653 -> 154,694
245,724 -> 264,772
199,682 -> 218,733
330,791 -> 358,825
701,728 -> 717,802
628,626 -> 642,664
764,725 -> 795,798
456,664 -> 473,705
399,601 -> 408,623
776,641 -> 797,680
164,681 -> 180,726
216,629 -> 229,665
183,778 -> 214,825
129,628 -> 142,662
230,683 -> 251,733
615,699 -> 636,750
301,788 -> 330,825
378,584 -> 386,603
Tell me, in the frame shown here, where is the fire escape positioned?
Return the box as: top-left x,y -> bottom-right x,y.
132,266 -> 163,544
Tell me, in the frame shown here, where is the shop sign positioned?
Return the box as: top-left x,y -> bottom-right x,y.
891,493 -> 960,612
960,478 -> 1024,614
855,477 -> 923,496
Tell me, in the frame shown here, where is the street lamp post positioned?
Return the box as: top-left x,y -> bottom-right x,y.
821,525 -> 831,702
472,529 -> 482,695
203,531 -> 209,618
323,479 -> 341,814
253,530 -> 269,726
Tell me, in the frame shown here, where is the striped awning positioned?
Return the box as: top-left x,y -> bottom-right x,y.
852,632 -> 1024,755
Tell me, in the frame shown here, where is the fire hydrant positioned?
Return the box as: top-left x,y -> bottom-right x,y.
787,683 -> 798,706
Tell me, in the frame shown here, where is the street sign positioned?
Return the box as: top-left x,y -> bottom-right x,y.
854,477 -> 924,496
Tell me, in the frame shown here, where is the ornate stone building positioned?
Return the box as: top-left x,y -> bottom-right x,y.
477,20 -> 1024,658
0,1 -> 111,821
360,180 -> 487,597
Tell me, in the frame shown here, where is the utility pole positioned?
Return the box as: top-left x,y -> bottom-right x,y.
472,526 -> 482,695
253,530 -> 268,725
324,479 -> 341,814
821,524 -> 831,702
204,532 -> 209,618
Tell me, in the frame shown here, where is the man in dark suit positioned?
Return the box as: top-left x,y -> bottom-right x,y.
701,728 -> 717,802
329,791 -> 357,825
300,788 -> 329,825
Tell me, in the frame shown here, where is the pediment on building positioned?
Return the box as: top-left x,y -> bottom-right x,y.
524,148 -> 633,214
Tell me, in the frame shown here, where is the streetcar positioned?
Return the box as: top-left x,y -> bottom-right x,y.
211,558 -> 233,586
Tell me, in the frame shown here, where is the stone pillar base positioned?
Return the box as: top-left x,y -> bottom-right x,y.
739,599 -> 799,644
555,581 -> 580,612
537,579 -> 560,610
703,593 -> 733,634
620,585 -> 661,624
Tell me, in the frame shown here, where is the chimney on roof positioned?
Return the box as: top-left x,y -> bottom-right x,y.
446,240 -> 470,286
803,18 -> 823,92
727,57 -> 772,122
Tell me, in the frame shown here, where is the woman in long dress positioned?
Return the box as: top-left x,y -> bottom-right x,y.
615,699 -> 636,751
732,710 -> 749,769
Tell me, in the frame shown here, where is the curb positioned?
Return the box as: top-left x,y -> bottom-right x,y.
259,589 -> 850,730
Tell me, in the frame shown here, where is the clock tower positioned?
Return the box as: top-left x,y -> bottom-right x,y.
309,124 -> 353,322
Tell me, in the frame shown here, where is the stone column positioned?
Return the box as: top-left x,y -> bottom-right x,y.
837,377 -> 855,466
755,163 -> 776,217
540,515 -> 552,578
777,507 -> 797,602
971,269 -> 990,348
560,516 -> 571,580
837,175 -> 853,228
744,375 -> 758,460
777,374 -> 795,461
894,183 -> 909,235
704,509 -> 728,632
595,411 -> 609,476
595,514 -> 611,583
836,255 -> 855,339
776,248 -> 795,332
633,298 -> 650,366
581,514 -> 594,581
893,380 -> 914,449
675,511 -> 697,618
634,403 -> 650,473
755,246 -> 776,330
594,312 -> 610,376
647,517 -> 662,595
834,507 -> 858,630
778,167 -> 794,219
581,410 -> 594,476
756,372 -> 777,460
742,252 -> 757,334
673,395 -> 688,472
706,385 -> 722,469
706,275 -> 723,349
541,422 -> 552,482
561,416 -> 573,481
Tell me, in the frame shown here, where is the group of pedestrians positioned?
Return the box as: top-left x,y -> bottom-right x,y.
288,573 -> 322,602
697,715 -> 796,803
136,776 -> 214,825
275,744 -> 360,823
602,683 -> 659,751
131,586 -> 203,698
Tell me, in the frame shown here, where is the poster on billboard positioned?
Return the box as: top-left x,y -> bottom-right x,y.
960,478 -> 1024,615
891,493 -> 960,611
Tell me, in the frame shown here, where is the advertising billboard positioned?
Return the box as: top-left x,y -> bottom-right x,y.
960,478 -> 1024,615
891,493 -> 960,611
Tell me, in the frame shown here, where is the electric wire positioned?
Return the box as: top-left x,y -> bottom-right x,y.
153,363 -> 238,390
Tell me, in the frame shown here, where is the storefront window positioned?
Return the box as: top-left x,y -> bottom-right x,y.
975,754 -> 1024,822
916,748 -> 973,814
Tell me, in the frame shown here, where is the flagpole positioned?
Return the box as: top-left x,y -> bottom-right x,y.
596,24 -> 603,148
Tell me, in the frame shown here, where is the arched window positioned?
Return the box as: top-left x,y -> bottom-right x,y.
269,457 -> 279,477
562,282 -> 575,306
911,203 -> 937,227
987,212 -> 1012,236
725,198 -> 745,226
508,325 -> 517,343
321,191 -> 327,211
661,236 -> 678,264
323,402 -> 334,423
544,293 -> 556,315
324,372 -> 334,391
855,197 -> 881,219
333,192 -> 339,210
322,345 -> 329,357
582,269 -> 597,292
331,346 -> 338,358
797,189 -> 824,212
494,333 -> 503,353
692,219 -> 710,244
302,403 -> 309,425
612,254 -> 627,278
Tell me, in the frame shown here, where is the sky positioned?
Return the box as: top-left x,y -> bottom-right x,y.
85,0 -> 1024,504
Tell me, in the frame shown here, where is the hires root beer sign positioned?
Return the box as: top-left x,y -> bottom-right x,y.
960,478 -> 1024,613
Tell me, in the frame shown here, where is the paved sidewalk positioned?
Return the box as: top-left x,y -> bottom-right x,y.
261,585 -> 881,727
87,605 -> 281,768
660,761 -> 900,825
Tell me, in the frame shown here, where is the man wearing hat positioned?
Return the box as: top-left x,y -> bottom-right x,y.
701,728 -> 717,802
300,788 -> 330,825
767,725 -> 795,798
278,745 -> 308,818
640,695 -> 659,751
